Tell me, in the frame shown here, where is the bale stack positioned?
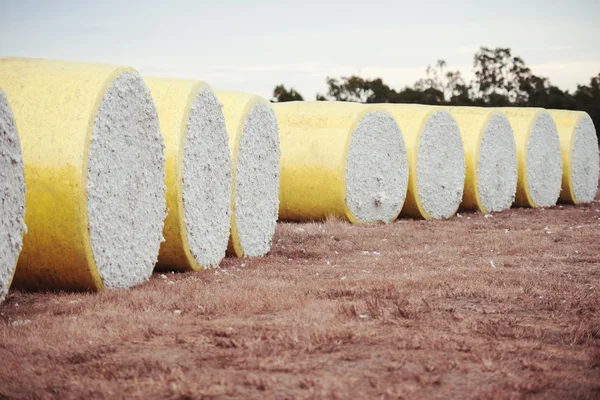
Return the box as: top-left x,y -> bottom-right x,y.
145,79 -> 232,271
215,90 -> 280,258
548,110 -> 599,204
377,105 -> 465,219
446,107 -> 518,213
502,108 -> 562,208
274,101 -> 408,224
0,90 -> 26,300
0,58 -> 166,291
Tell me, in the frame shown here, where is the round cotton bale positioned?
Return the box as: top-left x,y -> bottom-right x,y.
548,110 -> 599,204
274,101 -> 408,224
215,90 -> 280,258
0,58 -> 166,291
502,108 -> 562,208
446,107 -> 518,213
0,90 -> 26,300
145,78 -> 232,271
378,105 -> 465,219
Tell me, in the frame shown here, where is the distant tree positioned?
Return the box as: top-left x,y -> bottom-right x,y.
271,47 -> 600,138
391,87 -> 444,105
470,47 -> 552,106
318,76 -> 409,103
390,87 -> 431,104
414,60 -> 470,104
573,73 -> 600,131
364,78 -> 397,103
446,72 -> 473,105
527,83 -> 578,110
272,85 -> 303,102
414,60 -> 447,93
317,76 -> 373,102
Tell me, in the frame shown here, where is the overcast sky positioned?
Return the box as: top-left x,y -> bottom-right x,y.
1,0 -> 599,100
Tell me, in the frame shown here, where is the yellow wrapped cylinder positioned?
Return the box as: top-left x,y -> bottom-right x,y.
0,58 -> 166,291
377,104 -> 465,220
145,78 -> 232,271
548,110 -> 599,204
274,101 -> 408,224
445,107 -> 517,213
501,108 -> 562,208
215,90 -> 280,258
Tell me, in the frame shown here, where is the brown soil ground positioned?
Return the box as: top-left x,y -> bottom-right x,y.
1,200 -> 600,399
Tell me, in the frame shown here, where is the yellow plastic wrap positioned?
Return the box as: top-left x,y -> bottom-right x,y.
0,58 -> 136,291
274,101 -> 405,224
502,108 -> 556,208
377,104 -> 461,219
215,90 -> 274,257
276,101 -> 366,223
548,109 -> 597,204
145,78 -> 212,271
445,107 -> 514,213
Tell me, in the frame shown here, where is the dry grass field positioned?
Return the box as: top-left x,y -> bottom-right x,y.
1,197 -> 599,399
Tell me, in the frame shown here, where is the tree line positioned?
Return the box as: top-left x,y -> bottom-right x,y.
272,47 -> 600,137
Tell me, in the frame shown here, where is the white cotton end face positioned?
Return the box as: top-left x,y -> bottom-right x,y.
0,93 -> 26,300
417,111 -> 465,219
526,113 -> 562,207
571,115 -> 599,203
345,112 -> 408,223
87,73 -> 166,289
477,114 -> 518,212
183,89 -> 232,268
234,103 -> 280,257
